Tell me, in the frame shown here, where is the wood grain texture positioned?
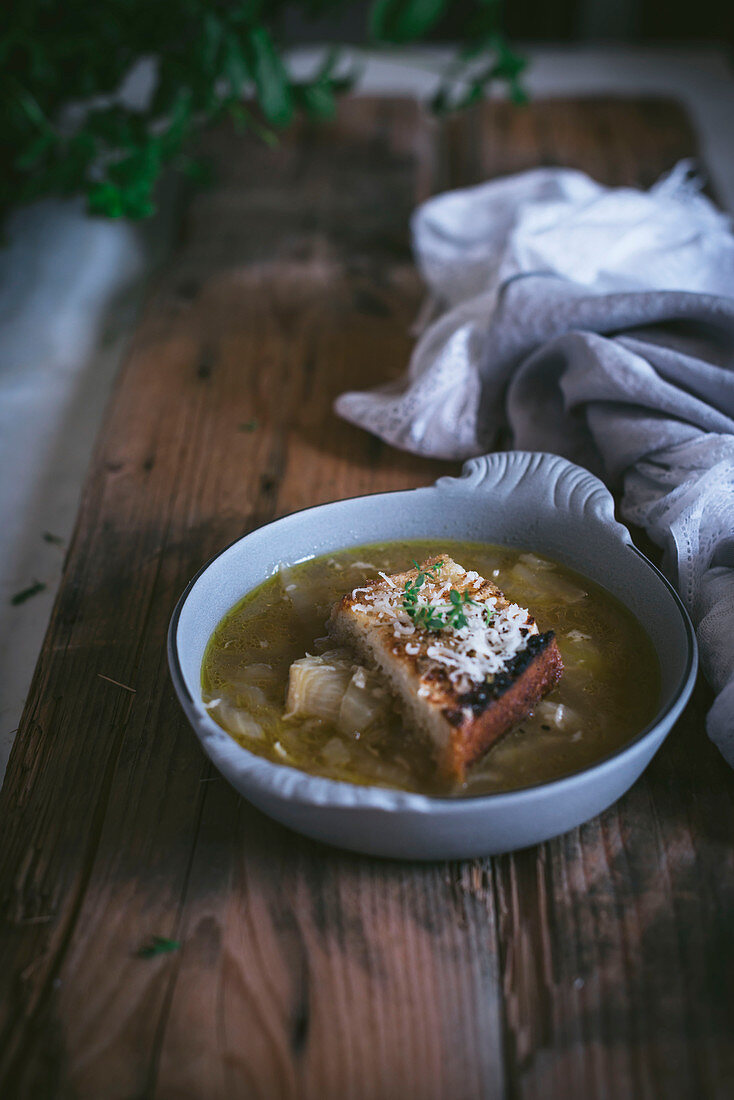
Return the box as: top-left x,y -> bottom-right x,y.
1,97 -> 733,1100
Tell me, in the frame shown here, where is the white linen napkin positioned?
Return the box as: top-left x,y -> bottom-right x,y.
335,163 -> 734,763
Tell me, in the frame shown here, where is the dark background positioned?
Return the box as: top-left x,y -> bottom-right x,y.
283,0 -> 733,47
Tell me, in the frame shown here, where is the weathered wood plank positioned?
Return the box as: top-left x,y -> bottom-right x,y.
492,680 -> 734,1100
0,96 -> 732,1100
0,97 -> 487,1100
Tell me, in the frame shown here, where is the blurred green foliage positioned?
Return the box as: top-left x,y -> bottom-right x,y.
1,1 -> 525,220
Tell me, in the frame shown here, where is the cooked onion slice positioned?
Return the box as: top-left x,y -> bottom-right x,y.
518,552 -> 555,571
209,657 -> 278,694
284,652 -> 389,735
284,655 -> 353,723
322,738 -> 352,767
509,561 -> 587,604
536,700 -> 581,731
221,682 -> 266,709
276,562 -> 314,620
207,701 -> 265,740
559,631 -> 602,675
338,669 -> 387,736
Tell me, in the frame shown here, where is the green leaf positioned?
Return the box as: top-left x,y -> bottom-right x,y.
202,13 -> 224,73
13,131 -> 54,171
431,36 -> 528,117
508,79 -> 529,107
223,33 -> 250,99
429,84 -> 451,114
137,935 -> 181,959
87,182 -> 125,218
370,0 -> 448,44
313,46 -> 339,82
10,581 -> 46,606
159,89 -> 193,158
247,26 -> 293,127
298,82 -> 336,120
228,103 -> 278,146
179,156 -> 215,185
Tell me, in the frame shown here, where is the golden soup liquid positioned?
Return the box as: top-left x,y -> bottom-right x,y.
201,541 -> 660,796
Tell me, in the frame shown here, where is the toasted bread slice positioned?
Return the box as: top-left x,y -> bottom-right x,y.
328,555 -> 563,782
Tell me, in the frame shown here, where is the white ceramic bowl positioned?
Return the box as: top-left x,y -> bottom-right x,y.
168,451 -> 697,860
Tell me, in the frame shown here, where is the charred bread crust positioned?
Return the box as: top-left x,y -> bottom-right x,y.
456,631 -> 557,712
440,634 -> 564,780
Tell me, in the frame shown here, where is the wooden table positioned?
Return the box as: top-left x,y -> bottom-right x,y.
1,97 -> 733,1100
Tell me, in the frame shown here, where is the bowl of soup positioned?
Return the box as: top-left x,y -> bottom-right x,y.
168,451 -> 697,859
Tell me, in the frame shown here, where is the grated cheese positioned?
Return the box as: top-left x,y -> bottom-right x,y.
348,557 -> 539,693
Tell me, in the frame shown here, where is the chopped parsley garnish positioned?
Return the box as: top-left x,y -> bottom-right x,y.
137,935 -> 181,959
446,589 -> 476,629
410,604 -> 448,631
402,560 -> 478,632
10,580 -> 47,606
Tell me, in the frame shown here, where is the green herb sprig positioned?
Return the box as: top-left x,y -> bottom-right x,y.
409,603 -> 448,631
446,588 -> 476,629
402,560 -> 477,632
403,560 -> 444,629
403,558 -> 441,604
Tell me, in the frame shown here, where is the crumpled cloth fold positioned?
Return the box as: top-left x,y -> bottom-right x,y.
336,163 -> 734,763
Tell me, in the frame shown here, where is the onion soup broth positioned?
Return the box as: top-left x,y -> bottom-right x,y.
201,541 -> 660,796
